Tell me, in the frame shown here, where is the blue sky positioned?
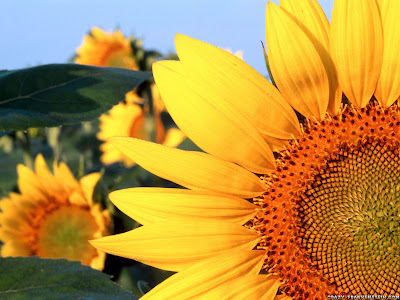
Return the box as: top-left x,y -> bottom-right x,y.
1,0 -> 334,74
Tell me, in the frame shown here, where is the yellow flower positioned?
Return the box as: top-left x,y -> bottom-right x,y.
76,28 -> 184,166
75,26 -> 138,70
97,91 -> 186,167
92,0 -> 400,297
0,155 -> 110,270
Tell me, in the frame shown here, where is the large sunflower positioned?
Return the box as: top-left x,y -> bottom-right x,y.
0,155 -> 110,270
92,0 -> 400,298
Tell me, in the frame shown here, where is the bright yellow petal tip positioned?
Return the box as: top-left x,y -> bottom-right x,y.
173,33 -> 301,146
330,0 -> 383,108
375,1 -> 400,107
110,137 -> 266,198
90,220 -> 260,272
109,187 -> 257,225
266,2 -> 329,120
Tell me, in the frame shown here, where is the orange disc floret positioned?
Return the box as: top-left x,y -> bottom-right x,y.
251,102 -> 400,299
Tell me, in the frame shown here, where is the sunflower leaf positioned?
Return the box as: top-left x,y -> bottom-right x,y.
0,256 -> 139,300
0,64 -> 152,130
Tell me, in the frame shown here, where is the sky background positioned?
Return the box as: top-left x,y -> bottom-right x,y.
1,0 -> 334,75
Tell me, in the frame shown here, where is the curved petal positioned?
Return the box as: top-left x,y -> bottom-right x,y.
1,239 -> 31,257
53,162 -> 80,192
80,173 -> 101,205
110,137 -> 266,198
162,128 -> 185,148
90,220 -> 260,272
17,165 -> 46,200
68,190 -> 87,206
280,0 -> 342,115
140,249 -> 265,300
375,1 -> 400,107
174,34 -> 301,143
34,154 -> 65,196
202,274 -> 281,300
266,2 -> 329,120
330,0 -> 383,108
153,60 -> 275,174
109,187 -> 257,225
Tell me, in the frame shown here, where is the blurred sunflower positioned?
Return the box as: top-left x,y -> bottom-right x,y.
92,0 -> 400,298
0,155 -> 110,270
75,26 -> 138,69
76,27 -> 184,166
97,93 -> 185,167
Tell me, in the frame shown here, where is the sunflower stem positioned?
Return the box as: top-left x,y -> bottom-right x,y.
17,131 -> 33,169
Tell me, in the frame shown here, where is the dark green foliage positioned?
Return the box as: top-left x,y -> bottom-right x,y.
0,64 -> 151,131
0,257 -> 139,300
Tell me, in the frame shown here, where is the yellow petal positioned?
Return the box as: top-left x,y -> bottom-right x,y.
280,0 -> 329,47
34,154 -> 65,196
91,220 -> 260,272
53,162 -> 80,192
140,249 -> 265,300
375,1 -> 400,107
109,187 -> 257,225
202,274 -> 281,300
266,2 -> 329,120
80,173 -> 101,205
162,128 -> 185,148
174,34 -> 301,144
17,165 -> 46,200
100,142 -> 135,167
280,0 -> 342,115
68,190 -> 87,206
330,0 -> 383,108
1,239 -> 31,257
153,60 -> 275,174
110,137 -> 266,198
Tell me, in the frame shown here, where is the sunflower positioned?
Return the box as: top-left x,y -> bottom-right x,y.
0,155 -> 110,270
97,92 -> 185,167
76,27 -> 183,166
91,0 -> 400,298
75,26 -> 138,70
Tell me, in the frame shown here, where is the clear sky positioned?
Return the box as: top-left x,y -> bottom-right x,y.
1,0 -> 334,74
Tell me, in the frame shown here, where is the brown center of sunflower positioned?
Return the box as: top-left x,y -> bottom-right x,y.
36,206 -> 99,265
251,103 -> 400,299
299,141 -> 400,295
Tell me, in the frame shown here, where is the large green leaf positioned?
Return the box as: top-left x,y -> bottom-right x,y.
0,257 -> 139,300
0,64 -> 151,130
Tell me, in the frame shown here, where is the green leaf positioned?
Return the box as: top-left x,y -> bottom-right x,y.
261,41 -> 276,87
0,256 -> 139,300
0,64 -> 152,131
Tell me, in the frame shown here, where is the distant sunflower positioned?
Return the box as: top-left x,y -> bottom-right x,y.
76,27 -> 183,166
92,0 -> 400,298
0,155 -> 110,270
75,26 -> 138,70
97,94 -> 185,167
